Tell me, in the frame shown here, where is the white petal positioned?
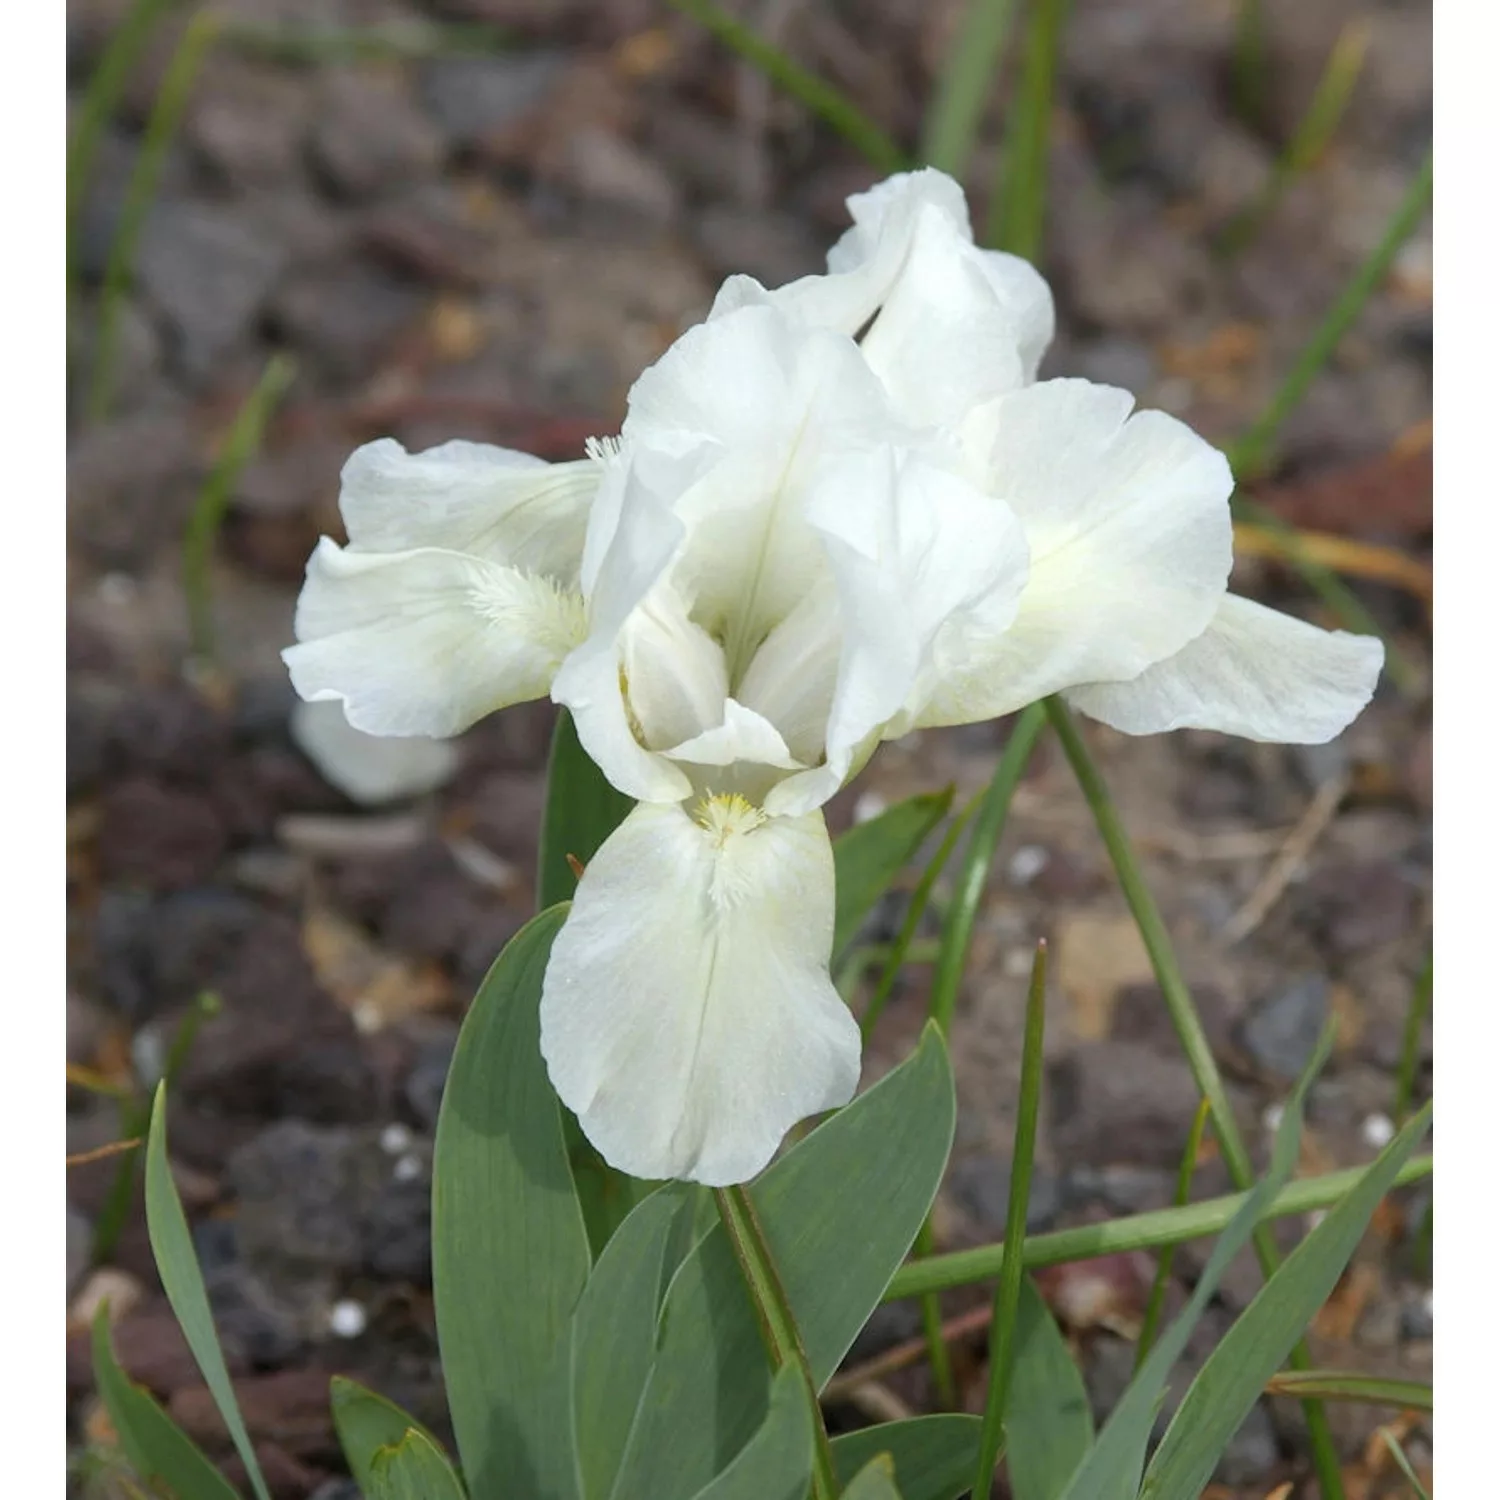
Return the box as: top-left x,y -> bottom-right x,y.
768,448 -> 1030,816
539,801 -> 860,1186
339,438 -> 598,578
858,208 -> 1028,426
911,379 -> 1234,728
284,538 -> 586,737
289,699 -> 459,805
1066,594 -> 1384,743
554,456 -> 693,803
620,584 -> 729,752
736,589 -> 843,767
970,248 -> 1055,382
710,168 -> 973,335
662,698 -> 803,771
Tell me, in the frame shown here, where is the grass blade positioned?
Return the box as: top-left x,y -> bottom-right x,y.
1043,696 -> 1347,1500
971,940 -> 1048,1496
219,19 -> 509,64
368,1427 -> 467,1500
1231,147 -> 1434,482
860,795 -> 978,1041
1002,1278 -> 1093,1500
66,0 -> 177,290
987,0 -> 1072,254
144,1087 -> 271,1500
1135,1097 -> 1212,1371
1380,1428 -> 1432,1499
88,8 -> 220,422
922,0 -> 1016,176
329,1376 -> 450,1496
1218,21 -> 1371,257
1263,1371 -> 1432,1411
1056,1024 -> 1334,1500
91,1306 -> 242,1500
884,1152 -> 1432,1300
833,787 -> 955,958
1393,949 -> 1433,1122
666,0 -> 907,173
1141,1102 -> 1433,1499
183,355 -> 298,664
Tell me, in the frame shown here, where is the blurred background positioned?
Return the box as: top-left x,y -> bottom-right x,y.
65,2 -> 1432,1496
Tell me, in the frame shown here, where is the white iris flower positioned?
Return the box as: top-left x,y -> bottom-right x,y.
284,168 -> 1382,1187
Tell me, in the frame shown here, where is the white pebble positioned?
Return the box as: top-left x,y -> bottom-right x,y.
97,573 -> 138,606
1007,845 -> 1049,886
1262,1102 -> 1285,1134
379,1123 -> 413,1155
1361,1113 -> 1396,1149
328,1300 -> 368,1339
852,791 -> 887,825
393,1152 -> 424,1183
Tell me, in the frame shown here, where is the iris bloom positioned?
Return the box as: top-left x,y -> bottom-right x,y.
285,169 -> 1381,1186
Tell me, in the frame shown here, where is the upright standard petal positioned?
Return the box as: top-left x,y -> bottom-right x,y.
913,379 -> 1234,728
1066,594 -> 1385,743
284,539 -> 586,738
338,438 -> 599,579
538,800 -> 861,1186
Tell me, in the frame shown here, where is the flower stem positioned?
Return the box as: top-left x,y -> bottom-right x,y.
714,1185 -> 838,1500
1044,696 -> 1347,1500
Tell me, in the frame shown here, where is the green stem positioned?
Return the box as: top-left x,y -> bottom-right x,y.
971,940 -> 1048,1496
1393,949 -> 1432,1123
884,1153 -> 1433,1300
1265,1371 -> 1432,1411
922,0 -> 1016,176
1043,697 -> 1346,1500
1135,1095 -> 1212,1373
666,0 -> 907,174
715,1186 -> 838,1500
912,1218 -> 957,1408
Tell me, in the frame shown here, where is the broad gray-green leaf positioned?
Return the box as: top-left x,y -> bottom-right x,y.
144,1088 -> 270,1500
1141,1100 -> 1434,1500
1056,1026 -> 1332,1500
684,1367 -> 813,1500
571,1185 -> 703,1500
369,1427 -> 467,1500
433,906 -> 590,1500
538,708 -> 634,909
832,788 -> 954,954
1004,1276 -> 1093,1500
329,1376 -> 450,1496
841,1452 -> 903,1500
91,1307 -> 241,1500
611,1025 -> 956,1500
831,1417 -> 979,1500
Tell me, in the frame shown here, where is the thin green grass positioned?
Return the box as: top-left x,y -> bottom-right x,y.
218,19 -> 511,64
1380,1427 -> 1431,1498
1267,1371 -> 1431,1411
1231,0 -> 1270,129
1218,21 -> 1371,258
921,0 -> 1017,177
1044,697 -> 1348,1500
667,0 -> 907,174
1232,147 -> 1433,482
1135,1096 -> 1212,1373
87,8 -> 220,423
182,354 -> 299,666
986,0 -> 1071,254
970,939 -> 1048,1496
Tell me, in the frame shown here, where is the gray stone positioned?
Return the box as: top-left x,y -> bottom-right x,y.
404,1029 -> 459,1131
311,68 -> 446,200
1238,975 -> 1329,1081
135,202 -> 290,378
67,1204 -> 92,1299
1048,1042 -> 1205,1169
185,61 -> 312,187
417,53 -> 565,147
694,205 -> 824,290
1213,1402 -> 1281,1485
947,1157 -> 1063,1235
1065,1164 -> 1176,1216
269,261 -> 425,379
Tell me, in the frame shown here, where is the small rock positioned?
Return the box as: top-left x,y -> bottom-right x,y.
310,67 -> 445,201
185,60 -> 312,187
1400,1287 -> 1434,1340
1113,980 -> 1236,1059
403,1028 -> 458,1130
1356,1297 -> 1402,1351
97,778 -> 229,891
1063,336 -> 1159,393
135,201 -> 291,379
1064,1164 -> 1176,1215
361,182 -> 497,288
1213,1402 -> 1281,1485
107,683 -> 232,784
69,1267 -> 146,1331
843,1299 -> 923,1367
1049,1042 -> 1206,1169
417,52 -> 566,148
268,261 -> 425,379
291,699 -> 460,806
1302,861 -> 1417,958
695,206 -> 826,289
947,1157 -> 1063,1236
1238,975 -> 1329,1081
556,127 -> 678,223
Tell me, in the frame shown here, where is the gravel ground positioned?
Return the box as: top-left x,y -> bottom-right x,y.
66,2 -> 1432,1495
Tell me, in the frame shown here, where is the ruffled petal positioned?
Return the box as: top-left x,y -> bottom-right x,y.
284,539 -> 586,737
619,584 -> 729,752
767,448 -> 1029,816
912,379 -> 1234,728
288,699 -> 458,805
1066,594 -> 1385,743
339,438 -> 598,579
539,801 -> 861,1186
662,698 -> 803,771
